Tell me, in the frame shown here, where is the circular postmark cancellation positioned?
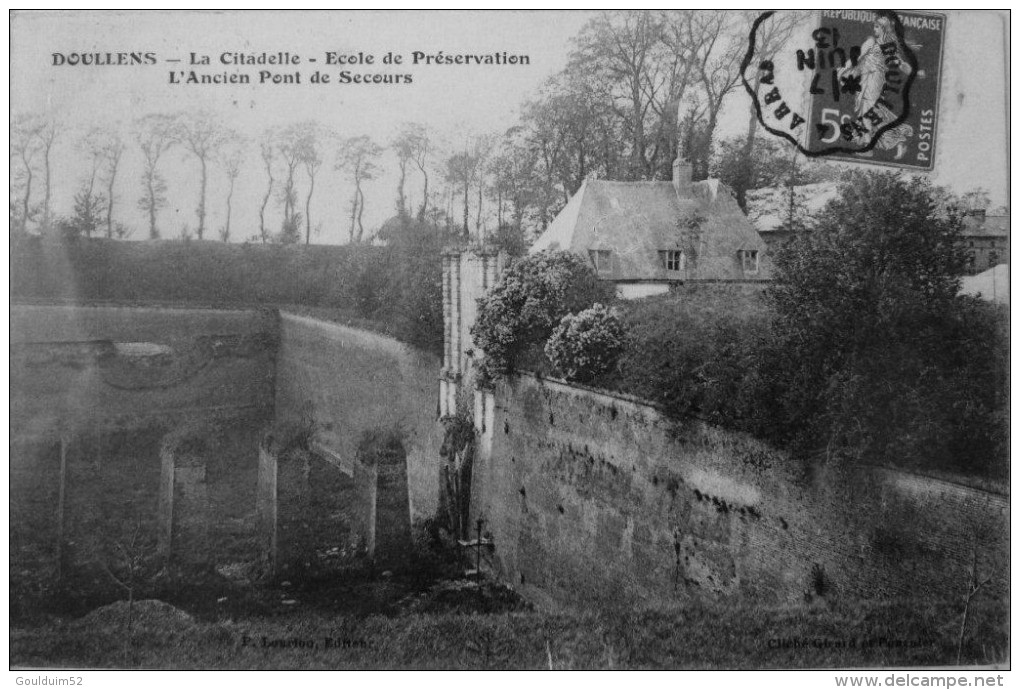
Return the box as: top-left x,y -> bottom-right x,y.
742,10 -> 920,161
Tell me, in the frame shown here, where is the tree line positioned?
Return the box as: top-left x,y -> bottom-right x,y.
10,11 -> 831,249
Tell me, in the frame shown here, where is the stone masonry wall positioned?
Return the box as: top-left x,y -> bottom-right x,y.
10,305 -> 272,591
10,305 -> 276,441
471,373 -> 1009,608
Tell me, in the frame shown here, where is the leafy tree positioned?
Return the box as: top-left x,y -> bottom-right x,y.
69,185 -> 107,238
277,211 -> 303,244
959,187 -> 991,212
545,303 -> 626,382
712,135 -> 839,214
53,186 -> 107,241
765,171 -> 973,467
490,222 -> 528,257
377,215 -> 456,352
471,250 -> 614,379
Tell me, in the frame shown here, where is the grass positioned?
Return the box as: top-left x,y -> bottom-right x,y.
11,596 -> 1008,670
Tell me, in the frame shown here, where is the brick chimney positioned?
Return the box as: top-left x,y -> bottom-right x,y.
672,155 -> 693,197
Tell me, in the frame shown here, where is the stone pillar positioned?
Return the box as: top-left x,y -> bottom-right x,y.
372,447 -> 411,568
439,246 -> 506,420
255,436 -> 279,573
157,429 -> 210,567
274,447 -> 312,577
452,252 -> 462,375
442,254 -> 452,371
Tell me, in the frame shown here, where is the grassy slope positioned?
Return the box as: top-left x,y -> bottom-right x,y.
11,598 -> 1007,670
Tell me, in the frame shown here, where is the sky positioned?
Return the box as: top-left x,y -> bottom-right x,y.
10,10 -> 1010,244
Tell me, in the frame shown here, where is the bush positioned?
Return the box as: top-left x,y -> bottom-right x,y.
764,172 -> 979,467
545,304 -> 625,383
471,250 -> 613,378
600,174 -> 1008,483
606,287 -> 772,427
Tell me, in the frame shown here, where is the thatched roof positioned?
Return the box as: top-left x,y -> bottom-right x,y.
532,178 -> 770,282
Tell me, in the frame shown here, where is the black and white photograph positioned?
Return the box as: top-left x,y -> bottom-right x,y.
8,9 -> 1011,677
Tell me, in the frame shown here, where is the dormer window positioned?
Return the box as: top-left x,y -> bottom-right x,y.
739,250 -> 759,273
659,250 -> 684,272
589,249 -> 612,274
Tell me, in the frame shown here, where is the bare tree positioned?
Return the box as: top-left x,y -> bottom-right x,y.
444,134 -> 494,240
572,11 -> 671,179
10,113 -> 44,233
135,114 -> 177,240
275,126 -> 302,229
473,135 -> 497,239
177,111 -> 227,240
671,12 -> 747,178
79,128 -> 107,201
258,134 -> 275,244
736,10 -> 805,208
336,135 -> 383,243
101,132 -> 126,238
406,125 -> 432,220
392,122 -> 429,218
36,118 -> 60,229
76,128 -> 123,239
956,549 -> 996,666
292,121 -> 329,244
218,131 -> 245,242
98,521 -> 157,667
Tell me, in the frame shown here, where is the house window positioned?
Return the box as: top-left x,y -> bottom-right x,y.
739,250 -> 759,273
659,250 -> 684,272
966,251 -> 976,269
588,249 -> 612,273
988,251 -> 999,267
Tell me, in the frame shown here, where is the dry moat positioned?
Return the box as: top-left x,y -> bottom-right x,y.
10,302 -> 1008,669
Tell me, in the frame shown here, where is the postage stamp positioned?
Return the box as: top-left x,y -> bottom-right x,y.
743,10 -> 946,169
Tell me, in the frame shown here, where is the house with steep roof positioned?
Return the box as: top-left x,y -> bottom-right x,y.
530,157 -> 770,299
961,210 -> 1009,275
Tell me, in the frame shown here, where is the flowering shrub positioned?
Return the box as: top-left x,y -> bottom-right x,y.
471,250 -> 612,379
544,303 -> 626,383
